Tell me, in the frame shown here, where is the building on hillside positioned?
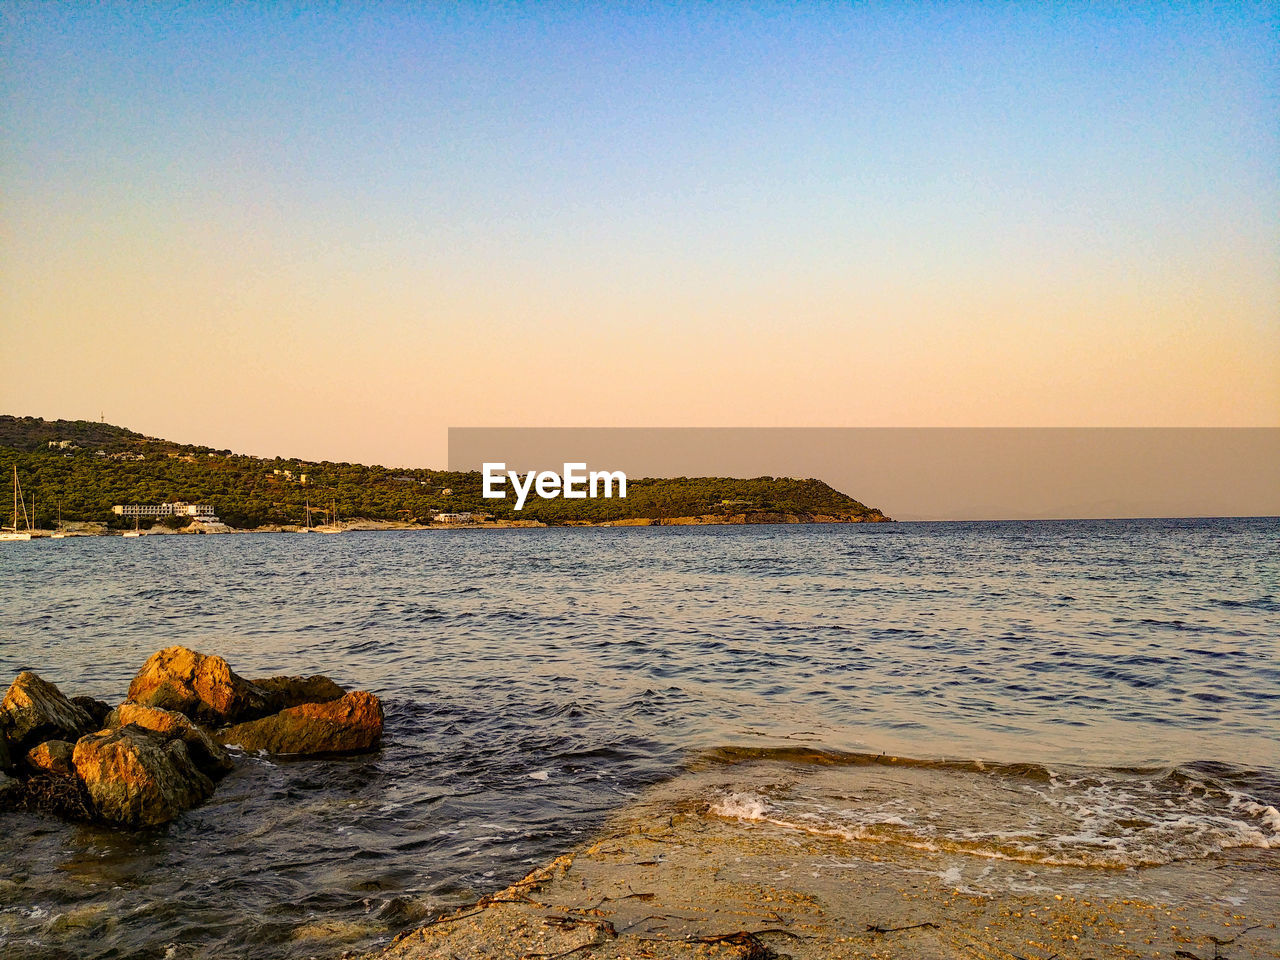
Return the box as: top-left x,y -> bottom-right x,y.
113,502 -> 218,520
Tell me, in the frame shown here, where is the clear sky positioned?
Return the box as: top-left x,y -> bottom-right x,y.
3,2 -> 1277,467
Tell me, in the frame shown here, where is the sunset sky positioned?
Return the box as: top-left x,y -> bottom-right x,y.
3,2 -> 1277,468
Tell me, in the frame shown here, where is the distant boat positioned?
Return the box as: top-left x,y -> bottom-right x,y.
305,497 -> 343,533
122,514 -> 144,538
52,500 -> 68,538
1,466 -> 33,541
320,497 -> 343,533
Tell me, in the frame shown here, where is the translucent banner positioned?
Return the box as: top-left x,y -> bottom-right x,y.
449,428 -> 1280,521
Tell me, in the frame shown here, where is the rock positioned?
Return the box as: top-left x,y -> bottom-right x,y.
106,703 -> 234,777
1,672 -> 93,752
0,732 -> 11,774
26,739 -> 74,777
217,691 -> 383,755
127,646 -> 270,725
251,675 -> 346,711
72,725 -> 214,827
71,696 -> 112,728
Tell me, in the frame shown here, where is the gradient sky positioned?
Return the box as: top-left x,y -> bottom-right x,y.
3,2 -> 1277,467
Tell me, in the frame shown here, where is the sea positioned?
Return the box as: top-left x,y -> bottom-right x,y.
0,518 -> 1277,958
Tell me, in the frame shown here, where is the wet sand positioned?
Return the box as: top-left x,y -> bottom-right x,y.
369,762 -> 1279,960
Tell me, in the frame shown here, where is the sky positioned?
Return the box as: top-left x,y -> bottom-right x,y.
2,2 -> 1277,468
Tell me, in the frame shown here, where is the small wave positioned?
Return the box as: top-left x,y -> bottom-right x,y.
704,755 -> 1280,870
707,790 -> 1117,868
691,744 -> 1056,782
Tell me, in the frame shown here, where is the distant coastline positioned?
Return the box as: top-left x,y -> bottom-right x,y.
15,511 -> 891,538
0,415 -> 891,530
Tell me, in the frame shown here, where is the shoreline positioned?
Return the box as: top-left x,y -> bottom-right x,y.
367,758 -> 1280,960
14,513 -> 894,537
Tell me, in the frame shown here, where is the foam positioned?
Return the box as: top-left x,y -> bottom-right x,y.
706,764 -> 1280,870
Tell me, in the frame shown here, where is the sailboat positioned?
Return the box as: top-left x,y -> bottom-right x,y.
319,498 -> 343,533
122,515 -> 143,538
52,500 -> 68,538
1,465 -> 33,541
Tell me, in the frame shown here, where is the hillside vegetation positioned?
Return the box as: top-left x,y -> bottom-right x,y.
0,416 -> 888,528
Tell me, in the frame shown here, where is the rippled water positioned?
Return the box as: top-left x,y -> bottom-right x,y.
0,519 -> 1277,958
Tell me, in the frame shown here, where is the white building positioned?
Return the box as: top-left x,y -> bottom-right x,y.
113,501 -> 218,519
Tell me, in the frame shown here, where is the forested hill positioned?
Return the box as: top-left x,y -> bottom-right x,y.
0,416 -> 155,452
0,416 -> 889,528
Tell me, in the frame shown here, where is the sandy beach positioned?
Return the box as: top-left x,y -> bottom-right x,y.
371,758 -> 1279,960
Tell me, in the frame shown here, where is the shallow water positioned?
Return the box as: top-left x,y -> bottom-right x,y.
0,519 -> 1277,958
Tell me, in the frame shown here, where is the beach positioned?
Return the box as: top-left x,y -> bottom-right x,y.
373,754 -> 1279,959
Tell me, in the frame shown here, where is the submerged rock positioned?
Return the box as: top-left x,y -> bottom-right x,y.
251,675 -> 347,712
127,646 -> 270,726
106,703 -> 234,777
72,725 -> 214,827
26,739 -> 74,777
71,696 -> 112,729
217,691 -> 384,755
1,672 -> 93,752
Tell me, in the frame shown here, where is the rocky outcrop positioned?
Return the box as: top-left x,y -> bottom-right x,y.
252,675 -> 346,712
72,725 -> 214,827
1,650 -> 382,830
71,696 -> 112,728
106,703 -> 234,777
185,521 -> 233,534
218,691 -> 383,755
26,740 -> 74,777
127,646 -> 270,726
1,673 -> 93,752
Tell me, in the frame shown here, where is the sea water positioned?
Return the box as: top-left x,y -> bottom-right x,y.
0,519 -> 1276,957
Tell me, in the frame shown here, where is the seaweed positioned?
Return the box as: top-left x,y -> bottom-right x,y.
1,773 -> 97,822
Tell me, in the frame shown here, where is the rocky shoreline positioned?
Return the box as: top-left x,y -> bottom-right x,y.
4,651 -> 1274,959
362,760 -> 1280,960
0,647 -> 383,828
19,512 -> 893,537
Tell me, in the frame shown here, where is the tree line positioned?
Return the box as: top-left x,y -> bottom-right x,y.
0,417 -> 886,528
